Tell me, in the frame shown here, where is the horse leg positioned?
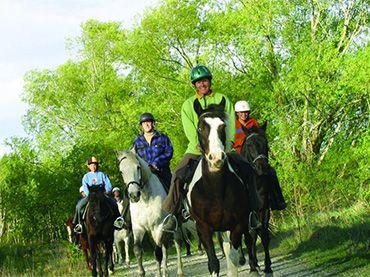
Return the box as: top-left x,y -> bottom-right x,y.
244,231 -> 259,274
261,209 -> 272,274
133,232 -> 145,277
105,240 -> 114,276
89,237 -> 98,277
124,233 -> 131,268
225,228 -> 243,277
95,243 -> 104,277
238,245 -> 246,266
174,230 -> 184,276
154,245 -> 163,276
217,232 -> 226,258
197,224 -> 219,276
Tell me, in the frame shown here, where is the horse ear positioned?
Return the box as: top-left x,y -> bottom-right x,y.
261,121 -> 267,132
193,99 -> 204,117
219,97 -> 226,110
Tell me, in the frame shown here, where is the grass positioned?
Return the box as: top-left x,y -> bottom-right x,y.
0,201 -> 369,276
271,201 -> 370,276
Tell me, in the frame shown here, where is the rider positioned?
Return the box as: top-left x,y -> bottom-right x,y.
162,65 -> 260,231
73,157 -> 125,234
112,187 -> 131,229
233,100 -> 286,210
131,112 -> 174,190
233,100 -> 260,153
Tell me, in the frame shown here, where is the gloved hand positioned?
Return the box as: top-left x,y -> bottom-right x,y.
149,164 -> 159,173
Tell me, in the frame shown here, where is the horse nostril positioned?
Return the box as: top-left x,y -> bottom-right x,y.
221,152 -> 226,160
209,153 -> 214,161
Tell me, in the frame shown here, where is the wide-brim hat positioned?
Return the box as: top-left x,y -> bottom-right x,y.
87,156 -> 99,165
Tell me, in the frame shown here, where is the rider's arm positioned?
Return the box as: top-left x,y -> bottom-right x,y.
181,98 -> 199,154
152,134 -> 173,169
101,172 -> 112,193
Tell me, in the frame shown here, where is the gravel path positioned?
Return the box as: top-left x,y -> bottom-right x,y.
114,249 -> 329,276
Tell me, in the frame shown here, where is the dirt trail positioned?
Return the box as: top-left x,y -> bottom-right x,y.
115,250 -> 328,276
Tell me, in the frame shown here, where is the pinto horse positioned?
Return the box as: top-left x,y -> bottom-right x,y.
186,98 -> 254,276
117,150 -> 184,277
85,185 -> 115,277
240,122 -> 273,274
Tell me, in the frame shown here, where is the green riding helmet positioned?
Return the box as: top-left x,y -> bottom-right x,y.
190,65 -> 212,84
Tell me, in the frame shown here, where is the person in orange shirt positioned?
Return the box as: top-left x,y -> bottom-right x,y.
233,100 -> 259,153
233,100 -> 286,210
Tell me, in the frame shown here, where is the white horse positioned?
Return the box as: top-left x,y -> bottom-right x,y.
117,150 -> 184,277
113,201 -> 131,268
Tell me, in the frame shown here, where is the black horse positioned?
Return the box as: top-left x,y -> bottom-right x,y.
85,185 -> 115,277
240,122 -> 273,274
186,98 -> 255,276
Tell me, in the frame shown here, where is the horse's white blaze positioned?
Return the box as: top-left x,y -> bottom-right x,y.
204,117 -> 226,170
186,160 -> 203,208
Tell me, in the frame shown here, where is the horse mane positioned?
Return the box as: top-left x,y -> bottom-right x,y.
135,154 -> 152,182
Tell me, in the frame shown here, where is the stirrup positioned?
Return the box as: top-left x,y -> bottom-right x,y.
249,211 -> 262,231
74,224 -> 83,234
114,217 -> 125,229
181,209 -> 191,221
162,214 -> 178,233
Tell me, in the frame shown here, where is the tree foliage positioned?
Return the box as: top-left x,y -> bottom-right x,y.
0,0 -> 368,243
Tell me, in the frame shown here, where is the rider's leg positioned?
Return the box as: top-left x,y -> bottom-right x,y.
162,153 -> 199,232
74,197 -> 88,234
268,167 -> 286,210
107,197 -> 125,229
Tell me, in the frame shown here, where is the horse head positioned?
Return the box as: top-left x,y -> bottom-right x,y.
241,122 -> 269,175
194,97 -> 227,171
87,185 -> 109,225
117,150 -> 149,203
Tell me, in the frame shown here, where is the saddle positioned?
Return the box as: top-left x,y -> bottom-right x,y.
177,157 -> 201,191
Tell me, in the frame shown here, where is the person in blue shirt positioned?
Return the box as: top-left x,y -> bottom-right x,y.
73,156 -> 124,234
131,112 -> 174,191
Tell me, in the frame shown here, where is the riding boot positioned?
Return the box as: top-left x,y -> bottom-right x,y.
74,212 -> 83,234
269,167 -> 286,211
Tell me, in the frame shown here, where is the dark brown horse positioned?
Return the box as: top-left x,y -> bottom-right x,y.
186,98 -> 254,276
240,122 -> 273,274
65,217 -> 91,270
85,185 -> 115,277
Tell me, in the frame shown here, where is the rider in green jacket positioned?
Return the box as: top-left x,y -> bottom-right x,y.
162,65 -> 251,232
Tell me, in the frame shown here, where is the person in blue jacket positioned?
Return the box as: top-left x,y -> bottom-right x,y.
131,112 -> 174,190
73,156 -> 124,234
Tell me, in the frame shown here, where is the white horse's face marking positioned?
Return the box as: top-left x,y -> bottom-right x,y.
118,152 -> 142,202
204,117 -> 226,171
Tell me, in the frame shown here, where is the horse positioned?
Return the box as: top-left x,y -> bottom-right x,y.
186,97 -> 254,276
117,150 -> 184,277
65,217 -> 91,270
113,200 -> 131,268
240,122 -> 273,274
85,185 -> 115,277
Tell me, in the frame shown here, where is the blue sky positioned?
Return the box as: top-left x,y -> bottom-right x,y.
0,0 -> 157,155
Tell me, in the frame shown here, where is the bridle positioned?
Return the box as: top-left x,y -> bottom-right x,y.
118,156 -> 144,189
244,132 -> 269,167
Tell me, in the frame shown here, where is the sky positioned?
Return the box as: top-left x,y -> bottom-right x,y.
0,0 -> 158,156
